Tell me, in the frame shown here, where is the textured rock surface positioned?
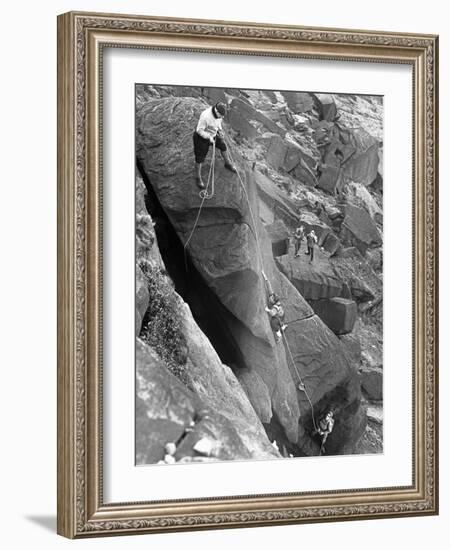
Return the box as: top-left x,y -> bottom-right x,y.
135,178 -> 280,463
265,219 -> 290,257
136,96 -> 361,451
276,251 -> 343,300
282,91 -> 314,114
136,338 -> 279,464
360,367 -> 383,401
343,143 -> 379,186
134,85 -> 384,458
313,93 -> 337,122
310,297 -> 357,335
341,204 -> 382,254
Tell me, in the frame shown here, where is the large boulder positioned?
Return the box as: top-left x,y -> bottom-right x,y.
229,108 -> 259,141
282,91 -> 314,114
254,170 -> 300,227
341,204 -> 382,254
265,219 -> 291,257
313,93 -> 338,122
136,96 -> 363,453
276,252 -> 343,300
317,161 -> 341,194
265,134 -> 318,187
345,181 -> 382,223
309,297 -> 357,335
343,143 -> 379,186
229,97 -> 285,137
331,250 -> 380,303
360,367 -> 383,401
136,338 -> 279,464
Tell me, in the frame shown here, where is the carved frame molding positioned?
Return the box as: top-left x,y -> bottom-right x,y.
57,11 -> 438,538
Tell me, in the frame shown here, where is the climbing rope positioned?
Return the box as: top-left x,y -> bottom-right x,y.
223,133 -> 319,433
281,331 -> 319,433
199,139 -> 216,200
185,130 -> 319,435
183,141 -> 216,267
222,133 -> 265,272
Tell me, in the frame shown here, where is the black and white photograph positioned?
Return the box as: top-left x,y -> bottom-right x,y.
135,84 -> 383,465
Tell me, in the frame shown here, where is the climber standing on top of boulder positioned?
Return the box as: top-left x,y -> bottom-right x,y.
193,101 -> 237,189
305,229 -> 318,262
293,225 -> 305,257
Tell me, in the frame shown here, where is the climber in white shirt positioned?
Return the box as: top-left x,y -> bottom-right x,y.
193,102 -> 237,188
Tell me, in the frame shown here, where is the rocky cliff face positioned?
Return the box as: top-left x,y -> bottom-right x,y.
136,175 -> 280,463
135,85 -> 383,460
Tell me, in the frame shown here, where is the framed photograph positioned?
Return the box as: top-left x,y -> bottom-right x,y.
57,11 -> 439,538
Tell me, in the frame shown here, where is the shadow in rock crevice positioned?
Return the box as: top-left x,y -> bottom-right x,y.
138,161 -> 252,372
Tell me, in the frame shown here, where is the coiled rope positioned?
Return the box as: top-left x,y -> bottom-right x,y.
183,140 -> 216,268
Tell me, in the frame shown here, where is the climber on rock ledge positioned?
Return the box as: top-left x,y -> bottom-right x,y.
193,101 -> 237,189
262,270 -> 287,344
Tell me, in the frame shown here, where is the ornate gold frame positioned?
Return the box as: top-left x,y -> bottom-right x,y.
57,11 -> 439,538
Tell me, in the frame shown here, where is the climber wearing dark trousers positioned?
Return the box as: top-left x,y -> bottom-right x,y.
316,411 -> 334,455
305,229 -> 318,262
193,102 -> 237,189
293,225 -> 305,257
262,270 -> 287,344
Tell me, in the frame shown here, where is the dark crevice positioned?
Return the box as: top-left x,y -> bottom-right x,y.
137,159 -> 250,371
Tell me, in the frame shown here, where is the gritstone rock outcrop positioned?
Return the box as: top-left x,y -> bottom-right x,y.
136,97 -> 365,454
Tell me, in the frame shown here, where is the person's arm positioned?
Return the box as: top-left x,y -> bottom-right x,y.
265,305 -> 276,317
196,110 -> 213,141
262,271 -> 275,296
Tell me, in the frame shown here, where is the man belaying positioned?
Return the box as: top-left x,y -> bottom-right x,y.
316,410 -> 334,455
262,270 -> 287,344
293,224 -> 305,257
305,229 -> 318,262
193,101 -> 237,189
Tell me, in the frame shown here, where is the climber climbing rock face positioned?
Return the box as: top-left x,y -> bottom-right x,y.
317,411 -> 335,455
261,270 -> 287,344
193,101 -> 237,189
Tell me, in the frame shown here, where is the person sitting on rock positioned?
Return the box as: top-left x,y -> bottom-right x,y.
193,101 -> 237,189
293,225 -> 305,257
305,229 -> 318,262
262,270 -> 287,344
316,410 -> 334,455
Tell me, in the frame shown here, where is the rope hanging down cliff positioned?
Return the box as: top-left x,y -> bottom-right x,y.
184,129 -> 319,434
183,140 -> 216,268
223,134 -> 319,431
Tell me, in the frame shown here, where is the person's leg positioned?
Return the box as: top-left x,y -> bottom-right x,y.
294,240 -> 299,256
216,136 -> 237,172
195,162 -> 204,188
269,317 -> 282,343
311,246 -> 314,262
320,433 -> 328,455
193,132 -> 210,187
